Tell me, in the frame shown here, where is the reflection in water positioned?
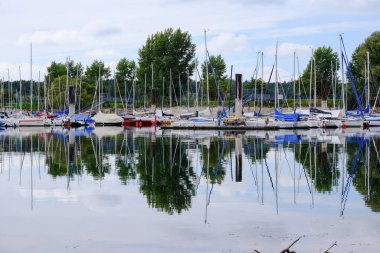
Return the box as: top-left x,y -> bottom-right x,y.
0,127 -> 379,216
1,128 -> 380,252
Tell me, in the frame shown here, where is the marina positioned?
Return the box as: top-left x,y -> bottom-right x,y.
0,127 -> 379,252
0,0 -> 379,251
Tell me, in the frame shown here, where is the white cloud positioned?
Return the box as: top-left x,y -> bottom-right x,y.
17,29 -> 83,46
206,33 -> 249,55
84,22 -> 123,37
266,42 -> 312,57
309,0 -> 380,13
0,0 -> 378,81
84,49 -> 120,59
0,61 -> 47,81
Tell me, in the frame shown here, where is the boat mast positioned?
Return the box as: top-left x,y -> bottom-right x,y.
78,76 -> 82,112
169,68 -> 172,109
297,56 -> 301,109
309,49 -> 313,108
162,77 -> 164,109
37,71 -> 40,112
367,51 -> 370,111
66,57 -> 70,112
195,60 -> 198,111
204,29 -> 210,109
8,69 -> 11,111
314,57 -> 317,108
275,41 -> 278,109
98,66 -> 101,112
331,60 -> 335,109
144,73 -> 147,109
340,35 -> 346,113
254,51 -> 259,113
179,73 -> 182,108
19,65 -> 22,111
30,43 -> 33,112
44,78 -> 47,114
114,73 -> 117,113
187,70 -> 190,112
261,52 -> 264,112
151,63 -> 154,108
334,60 -> 338,110
132,70 -> 136,113
293,51 -> 296,111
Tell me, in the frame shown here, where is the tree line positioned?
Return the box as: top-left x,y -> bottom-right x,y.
2,29 -> 379,111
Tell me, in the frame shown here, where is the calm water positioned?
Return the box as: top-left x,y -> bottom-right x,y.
0,127 -> 379,253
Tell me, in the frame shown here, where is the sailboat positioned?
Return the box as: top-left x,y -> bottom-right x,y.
123,69 -> 161,127
338,35 -> 364,128
272,42 -> 301,129
11,44 -> 45,127
92,73 -> 123,126
362,51 -> 380,127
170,30 -> 217,128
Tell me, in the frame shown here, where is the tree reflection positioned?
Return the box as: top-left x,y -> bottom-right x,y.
294,142 -> 340,193
136,135 -> 197,215
350,137 -> 380,212
3,129 -> 380,215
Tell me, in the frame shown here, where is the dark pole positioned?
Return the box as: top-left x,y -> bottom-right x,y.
229,65 -> 233,112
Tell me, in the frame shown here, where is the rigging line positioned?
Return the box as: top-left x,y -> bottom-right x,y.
118,134 -> 127,156
296,57 -> 310,104
244,138 -> 258,186
283,145 -> 295,182
279,79 -> 291,110
114,78 -> 125,112
302,157 -> 313,195
341,139 -> 364,216
170,137 -> 180,170
264,155 -> 275,191
207,139 -> 227,206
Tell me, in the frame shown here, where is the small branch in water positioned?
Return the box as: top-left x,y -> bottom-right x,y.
280,236 -> 303,253
324,241 -> 337,253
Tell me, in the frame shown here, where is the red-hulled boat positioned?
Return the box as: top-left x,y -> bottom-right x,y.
123,115 -> 161,128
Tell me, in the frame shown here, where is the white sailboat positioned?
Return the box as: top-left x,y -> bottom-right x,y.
92,72 -> 123,126
171,30 -> 217,128
363,51 -> 380,127
12,44 -> 45,127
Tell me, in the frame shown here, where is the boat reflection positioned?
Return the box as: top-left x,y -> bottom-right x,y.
0,127 -> 379,216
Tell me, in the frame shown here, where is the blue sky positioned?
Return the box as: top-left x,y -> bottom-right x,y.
0,0 -> 379,82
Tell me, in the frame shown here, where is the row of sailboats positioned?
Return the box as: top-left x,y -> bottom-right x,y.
163,34 -> 379,130
2,34 -> 378,130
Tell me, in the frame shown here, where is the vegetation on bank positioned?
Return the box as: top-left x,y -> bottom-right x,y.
1,30 -> 379,111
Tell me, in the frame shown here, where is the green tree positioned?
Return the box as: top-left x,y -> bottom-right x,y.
137,28 -> 196,104
349,31 -> 380,106
115,58 -> 136,104
80,60 -> 111,108
201,54 -> 227,101
46,60 -> 83,81
116,58 -> 136,85
301,46 -> 340,102
46,61 -> 66,80
44,60 -> 84,110
84,60 -> 111,86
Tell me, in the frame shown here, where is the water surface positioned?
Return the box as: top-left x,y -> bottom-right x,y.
0,127 -> 379,252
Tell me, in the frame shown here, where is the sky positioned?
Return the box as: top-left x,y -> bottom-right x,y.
0,0 -> 379,82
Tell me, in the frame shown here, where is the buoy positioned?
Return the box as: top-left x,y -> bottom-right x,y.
139,121 -> 143,127
342,123 -> 347,129
135,121 -> 139,127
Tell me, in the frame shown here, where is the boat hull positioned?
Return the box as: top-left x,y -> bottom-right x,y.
123,119 -> 160,128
